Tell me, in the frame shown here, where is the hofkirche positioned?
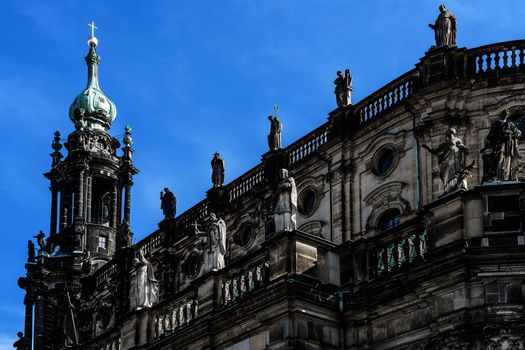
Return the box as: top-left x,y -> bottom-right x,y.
15,6 -> 525,350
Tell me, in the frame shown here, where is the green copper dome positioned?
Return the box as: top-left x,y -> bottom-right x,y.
69,36 -> 117,131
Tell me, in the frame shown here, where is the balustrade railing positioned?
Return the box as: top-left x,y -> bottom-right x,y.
354,70 -> 417,126
177,200 -> 209,233
222,260 -> 269,306
372,230 -> 428,278
96,337 -> 120,350
154,296 -> 198,339
287,125 -> 330,166
228,166 -> 265,202
96,261 -> 118,288
468,40 -> 525,76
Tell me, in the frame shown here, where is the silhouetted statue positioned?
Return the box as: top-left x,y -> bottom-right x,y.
211,152 -> 225,187
334,69 -> 352,107
160,188 -> 177,219
268,115 -> 282,150
13,332 -> 28,350
274,169 -> 297,232
27,240 -> 35,263
482,109 -> 522,182
34,230 -> 46,251
423,128 -> 472,192
429,5 -> 457,48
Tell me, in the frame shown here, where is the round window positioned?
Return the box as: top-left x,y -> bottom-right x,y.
298,188 -> 318,216
377,209 -> 401,231
184,252 -> 201,278
373,147 -> 396,177
238,225 -> 254,246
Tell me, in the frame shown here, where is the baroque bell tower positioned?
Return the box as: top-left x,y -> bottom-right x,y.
45,25 -> 138,265
18,25 -> 138,350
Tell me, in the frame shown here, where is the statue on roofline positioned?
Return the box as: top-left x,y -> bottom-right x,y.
334,69 -> 352,107
160,188 -> 176,219
428,5 -> 457,48
211,152 -> 225,187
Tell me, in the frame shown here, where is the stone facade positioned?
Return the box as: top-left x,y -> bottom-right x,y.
17,22 -> 525,350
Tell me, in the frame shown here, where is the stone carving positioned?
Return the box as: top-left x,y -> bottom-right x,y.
13,332 -> 28,350
197,213 -> 227,272
334,69 -> 353,107
27,240 -> 36,263
268,114 -> 283,151
63,292 -> 79,346
160,188 -> 177,219
34,230 -> 46,252
211,152 -> 225,187
428,5 -> 457,48
130,250 -> 159,309
423,128 -> 472,192
117,221 -> 133,249
274,169 -> 297,233
482,110 -> 522,182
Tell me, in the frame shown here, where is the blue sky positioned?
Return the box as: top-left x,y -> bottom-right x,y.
0,0 -> 524,347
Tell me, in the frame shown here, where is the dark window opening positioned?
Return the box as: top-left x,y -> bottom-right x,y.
378,209 -> 401,232
373,147 -> 396,177
299,188 -> 317,216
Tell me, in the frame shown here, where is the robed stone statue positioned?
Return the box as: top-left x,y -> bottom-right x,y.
130,249 -> 159,309
274,169 -> 297,233
481,109 -> 522,182
27,240 -> 36,263
198,213 -> 227,272
211,152 -> 225,187
428,5 -> 457,48
160,188 -> 177,219
334,69 -> 353,107
423,128 -> 472,192
13,332 -> 28,350
268,115 -> 282,151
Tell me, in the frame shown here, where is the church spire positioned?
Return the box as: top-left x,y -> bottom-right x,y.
69,21 -> 117,132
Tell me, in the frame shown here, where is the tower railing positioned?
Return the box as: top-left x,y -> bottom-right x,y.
467,40 -> 525,77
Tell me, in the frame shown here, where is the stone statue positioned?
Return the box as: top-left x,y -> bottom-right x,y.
211,152 -> 225,187
268,115 -> 283,151
130,249 -> 159,309
423,128 -> 472,192
63,292 -> 79,346
334,69 -> 353,107
34,230 -> 46,252
428,5 -> 457,48
27,240 -> 36,263
274,168 -> 297,232
198,213 -> 227,272
160,188 -> 177,219
482,110 -> 522,182
117,221 -> 133,249
13,332 -> 28,350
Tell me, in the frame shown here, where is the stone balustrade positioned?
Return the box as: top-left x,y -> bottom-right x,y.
373,230 -> 428,277
222,261 -> 269,306
468,40 -> 525,75
154,296 -> 198,339
95,261 -> 118,288
287,126 -> 330,166
228,167 -> 265,201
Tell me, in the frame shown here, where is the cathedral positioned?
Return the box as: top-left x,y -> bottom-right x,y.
15,6 -> 525,350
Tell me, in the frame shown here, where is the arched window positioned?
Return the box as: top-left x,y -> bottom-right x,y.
377,209 -> 401,231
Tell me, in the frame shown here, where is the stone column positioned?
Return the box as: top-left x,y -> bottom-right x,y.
124,184 -> 131,223
33,293 -> 45,350
86,176 -> 92,223
117,185 -> 122,225
50,187 -> 58,236
111,183 -> 118,228
23,295 -> 34,350
74,171 -> 84,220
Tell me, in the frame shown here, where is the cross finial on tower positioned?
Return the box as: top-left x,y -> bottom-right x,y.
88,20 -> 98,37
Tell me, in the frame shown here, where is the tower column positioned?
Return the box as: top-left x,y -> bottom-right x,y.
124,183 -> 131,223
74,170 -> 84,220
86,175 -> 92,223
111,183 -> 118,228
23,295 -> 34,350
50,186 -> 58,236
33,292 -> 46,350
